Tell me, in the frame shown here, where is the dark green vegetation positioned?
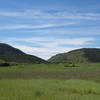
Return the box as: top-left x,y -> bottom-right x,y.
49,48 -> 100,64
0,63 -> 100,100
0,43 -> 46,64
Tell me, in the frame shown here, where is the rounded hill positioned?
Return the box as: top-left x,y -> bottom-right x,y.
48,48 -> 100,63
0,43 -> 46,64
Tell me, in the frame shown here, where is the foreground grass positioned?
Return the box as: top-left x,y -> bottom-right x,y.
0,79 -> 100,100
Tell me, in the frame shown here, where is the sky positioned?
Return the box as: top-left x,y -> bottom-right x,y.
0,0 -> 100,59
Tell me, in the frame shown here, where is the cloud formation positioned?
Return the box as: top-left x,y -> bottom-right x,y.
0,10 -> 100,20
0,22 -> 77,30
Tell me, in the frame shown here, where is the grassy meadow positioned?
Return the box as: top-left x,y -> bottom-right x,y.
0,63 -> 100,100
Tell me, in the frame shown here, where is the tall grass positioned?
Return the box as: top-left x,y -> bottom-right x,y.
0,79 -> 100,100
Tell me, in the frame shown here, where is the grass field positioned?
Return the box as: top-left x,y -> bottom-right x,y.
0,63 -> 100,100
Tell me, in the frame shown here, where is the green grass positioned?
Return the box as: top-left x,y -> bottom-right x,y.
0,63 -> 100,100
0,63 -> 100,72
0,79 -> 100,100
0,63 -> 100,82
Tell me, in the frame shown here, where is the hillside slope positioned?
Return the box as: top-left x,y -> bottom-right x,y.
48,48 -> 100,63
0,43 -> 46,64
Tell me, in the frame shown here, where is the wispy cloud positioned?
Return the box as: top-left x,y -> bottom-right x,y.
16,37 -> 94,46
2,37 -> 94,46
0,22 -> 77,30
0,10 -> 100,20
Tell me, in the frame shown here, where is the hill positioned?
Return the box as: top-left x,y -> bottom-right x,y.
48,48 -> 100,64
0,43 -> 46,64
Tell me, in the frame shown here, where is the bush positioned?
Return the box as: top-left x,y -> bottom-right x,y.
0,63 -> 10,67
64,64 -> 79,67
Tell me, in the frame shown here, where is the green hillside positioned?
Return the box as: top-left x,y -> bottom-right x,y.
0,43 -> 47,64
48,48 -> 100,64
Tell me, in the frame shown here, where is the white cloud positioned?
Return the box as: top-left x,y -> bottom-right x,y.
9,37 -> 94,46
0,22 -> 77,30
0,24 -> 54,30
15,27 -> 100,35
0,10 -> 100,20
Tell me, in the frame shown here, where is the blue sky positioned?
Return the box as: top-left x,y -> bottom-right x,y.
0,0 -> 100,59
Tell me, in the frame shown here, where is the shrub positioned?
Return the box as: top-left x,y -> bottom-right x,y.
64,64 -> 79,67
0,63 -> 10,67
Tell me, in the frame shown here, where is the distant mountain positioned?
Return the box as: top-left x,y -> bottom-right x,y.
0,43 -> 47,64
48,48 -> 100,64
